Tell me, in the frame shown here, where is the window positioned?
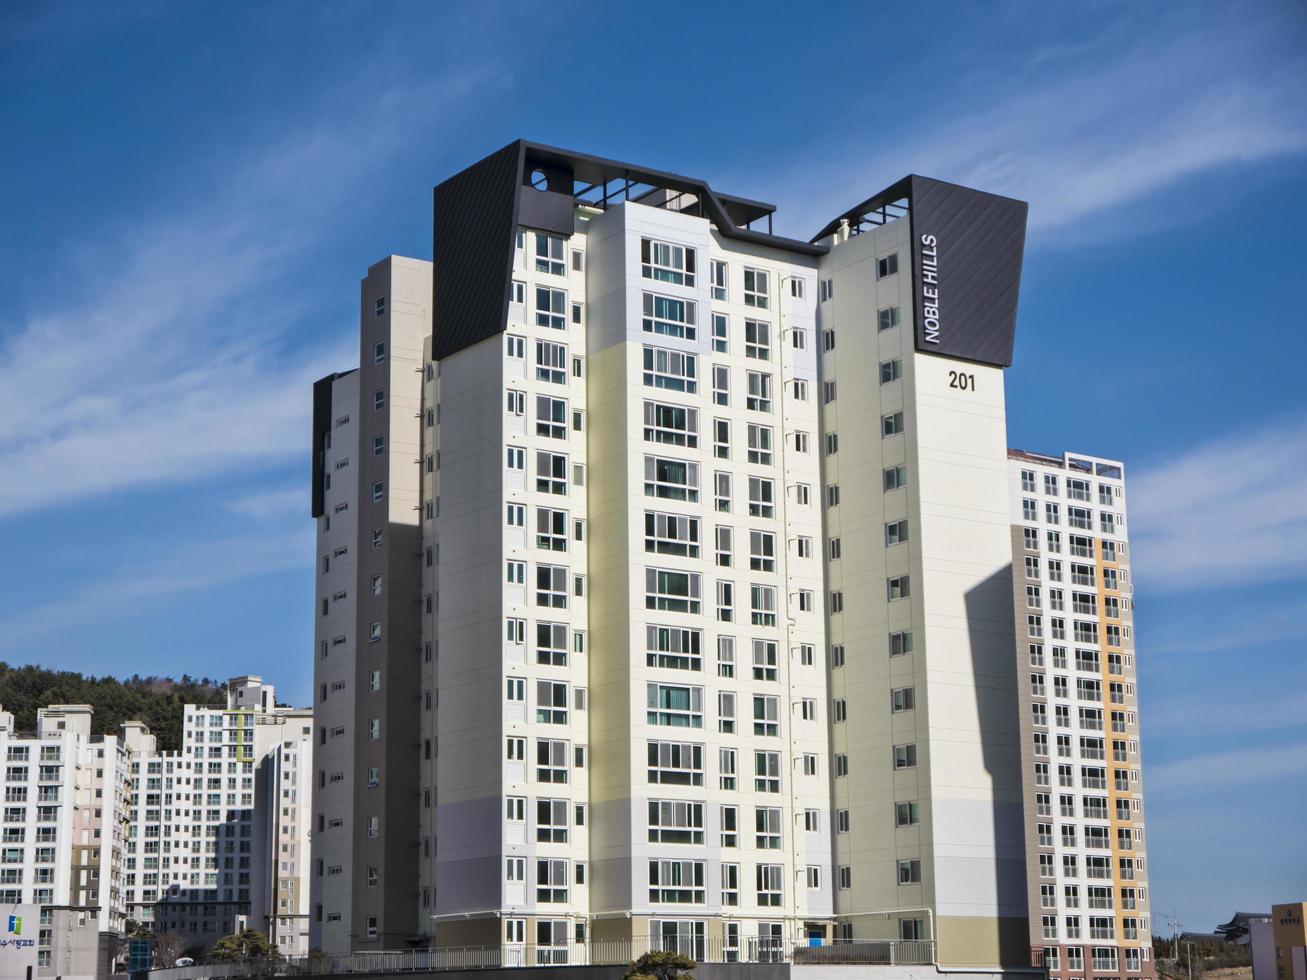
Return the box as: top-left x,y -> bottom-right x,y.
892,687 -> 916,712
825,432 -> 838,455
643,346 -> 698,393
537,799 -> 569,843
877,253 -> 899,278
756,864 -> 783,906
642,238 -> 696,286
715,525 -> 733,567
746,371 -> 772,411
644,456 -> 699,502
374,389 -> 385,410
884,465 -> 908,491
535,232 -> 565,275
823,380 -> 837,404
750,584 -> 777,626
536,396 -> 568,438
536,340 -> 567,383
711,259 -> 727,301
887,575 -> 911,600
646,625 -> 702,671
823,327 -> 835,351
749,531 -> 776,572
886,519 -> 909,546
744,320 -> 771,360
882,411 -> 905,436
743,267 -> 769,308
645,512 -> 700,558
897,859 -> 922,884
755,750 -> 780,792
536,622 -> 568,666
747,424 -> 773,465
536,451 -> 568,495
880,358 -> 903,384
748,477 -> 774,517
643,293 -> 697,339
535,507 -> 568,551
648,800 -> 704,844
893,743 -> 918,769
895,801 -> 920,827
375,295 -> 386,317
649,859 -> 705,904
647,683 -> 703,728
506,559 -> 526,585
819,278 -> 833,302
755,806 -> 782,849
718,690 -> 736,733
373,340 -> 385,364
536,739 -> 568,783
751,639 -> 778,680
644,401 -> 699,447
536,681 -> 568,724
713,418 -> 730,458
646,568 -> 702,614
752,695 -> 779,736
878,305 -> 901,331
536,565 -> 568,608
712,313 -> 728,352
506,334 -> 525,359
536,287 -> 566,329
536,858 -> 569,903
716,473 -> 734,514
647,742 -> 703,786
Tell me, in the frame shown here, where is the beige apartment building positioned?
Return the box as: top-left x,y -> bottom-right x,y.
308,140 -> 1153,976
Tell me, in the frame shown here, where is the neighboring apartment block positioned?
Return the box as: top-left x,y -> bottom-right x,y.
1008,451 -> 1153,979
0,675 -> 312,979
123,676 -> 314,957
309,140 -> 1153,975
0,703 -> 132,978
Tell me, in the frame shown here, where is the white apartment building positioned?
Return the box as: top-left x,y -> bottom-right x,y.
310,141 -> 1151,975
1008,450 -> 1153,980
0,703 -> 132,979
122,676 -> 313,957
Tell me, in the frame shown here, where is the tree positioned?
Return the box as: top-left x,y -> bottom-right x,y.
622,950 -> 696,980
210,929 -> 282,964
154,933 -> 191,967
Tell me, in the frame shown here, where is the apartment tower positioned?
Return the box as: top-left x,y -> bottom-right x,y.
1008,450 -> 1153,979
309,140 -> 1151,975
310,257 -> 431,952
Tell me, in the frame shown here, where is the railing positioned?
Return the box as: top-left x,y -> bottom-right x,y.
148,937 -> 936,978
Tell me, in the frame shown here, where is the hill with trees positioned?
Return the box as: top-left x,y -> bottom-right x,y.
0,663 -> 223,751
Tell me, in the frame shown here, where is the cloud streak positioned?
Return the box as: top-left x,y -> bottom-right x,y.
0,526 -> 313,656
1128,418 -> 1307,591
0,66 -> 492,519
1148,742 -> 1307,794
763,5 -> 1307,240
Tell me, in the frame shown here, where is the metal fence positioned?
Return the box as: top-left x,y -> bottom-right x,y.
148,938 -> 936,978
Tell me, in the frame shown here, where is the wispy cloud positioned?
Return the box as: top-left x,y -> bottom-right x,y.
764,5 -> 1306,239
0,67 -> 493,519
1146,600 -> 1307,656
225,487 -> 306,523
1128,418 -> 1307,591
1147,688 -> 1307,738
1148,742 -> 1307,794
0,526 -> 313,656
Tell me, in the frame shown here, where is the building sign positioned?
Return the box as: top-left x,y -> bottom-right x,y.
908,176 -> 1028,368
0,905 -> 39,980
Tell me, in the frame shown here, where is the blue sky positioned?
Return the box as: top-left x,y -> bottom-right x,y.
2,0 -> 1305,935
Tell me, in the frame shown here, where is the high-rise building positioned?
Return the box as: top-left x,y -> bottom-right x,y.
310,256 -> 431,953
1008,450 -> 1153,979
308,140 -> 1152,975
122,676 -> 313,957
0,703 -> 133,978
